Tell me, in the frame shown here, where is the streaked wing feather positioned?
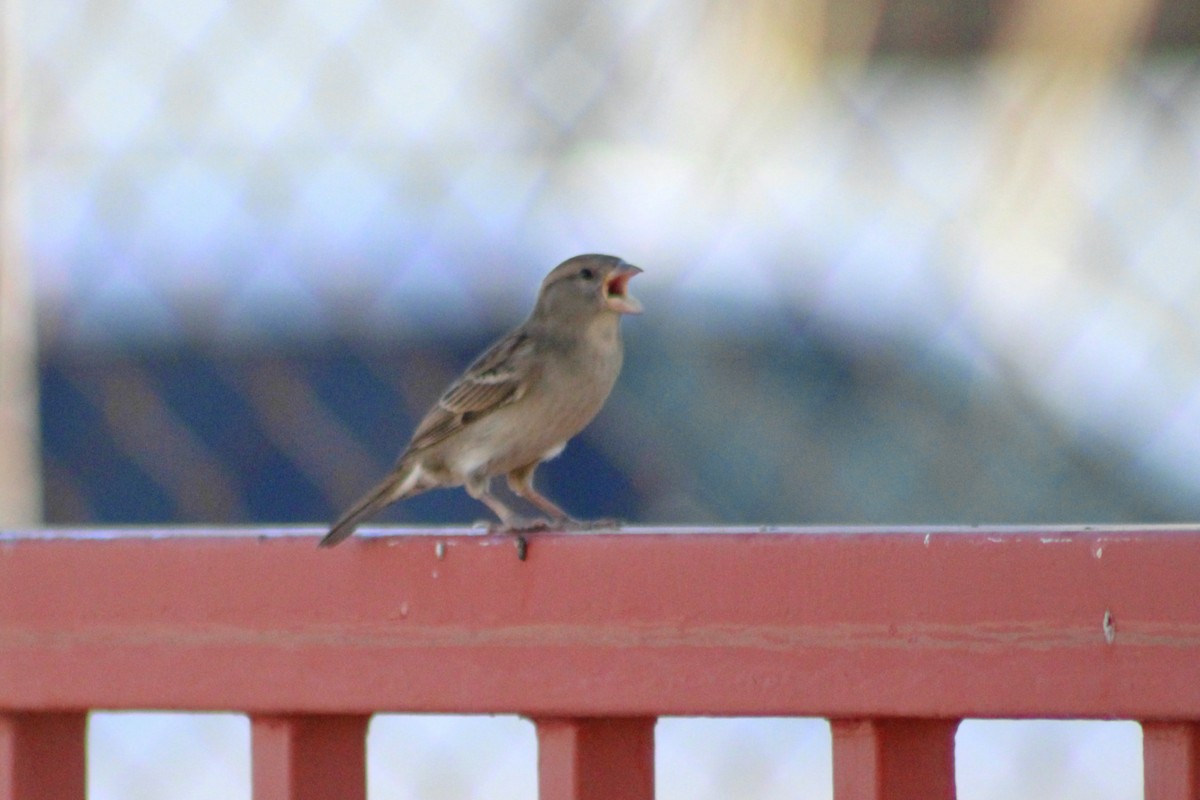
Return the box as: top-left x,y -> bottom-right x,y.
406,332 -> 536,453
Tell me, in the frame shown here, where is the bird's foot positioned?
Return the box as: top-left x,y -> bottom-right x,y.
488,516 -> 553,533
481,518 -> 553,561
563,517 -> 623,532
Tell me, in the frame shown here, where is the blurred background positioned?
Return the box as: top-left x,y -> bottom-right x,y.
2,0 -> 1197,797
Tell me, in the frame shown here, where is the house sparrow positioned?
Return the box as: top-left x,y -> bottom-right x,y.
319,254 -> 642,548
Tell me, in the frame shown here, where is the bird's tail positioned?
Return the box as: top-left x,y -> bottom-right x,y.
318,461 -> 422,548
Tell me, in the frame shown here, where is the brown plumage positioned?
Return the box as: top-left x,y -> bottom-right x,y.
319,254 -> 643,547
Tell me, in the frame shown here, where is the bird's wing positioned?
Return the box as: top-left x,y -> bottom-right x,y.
405,331 -> 539,453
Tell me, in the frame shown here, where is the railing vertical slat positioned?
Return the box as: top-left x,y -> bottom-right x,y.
534,717 -> 656,800
831,718 -> 959,800
0,712 -> 87,800
1143,722 -> 1200,800
251,714 -> 369,800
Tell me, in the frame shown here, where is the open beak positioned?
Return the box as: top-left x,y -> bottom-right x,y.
604,264 -> 643,314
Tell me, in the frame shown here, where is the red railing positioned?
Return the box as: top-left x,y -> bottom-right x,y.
2,526 -> 1199,799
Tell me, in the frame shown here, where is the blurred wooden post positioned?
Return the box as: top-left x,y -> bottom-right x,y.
0,713 -> 88,800
535,717 -> 656,800
251,715 -> 370,800
1143,722 -> 1200,800
0,0 -> 42,526
831,718 -> 960,800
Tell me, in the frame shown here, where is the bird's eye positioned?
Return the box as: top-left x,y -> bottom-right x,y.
579,268 -> 595,281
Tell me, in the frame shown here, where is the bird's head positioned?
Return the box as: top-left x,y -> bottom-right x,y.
534,254 -> 643,322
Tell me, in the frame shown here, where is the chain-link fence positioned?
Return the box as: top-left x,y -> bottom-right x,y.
7,0 -> 1200,796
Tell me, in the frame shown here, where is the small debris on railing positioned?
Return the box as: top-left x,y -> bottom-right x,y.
1103,609 -> 1116,644
516,535 -> 528,561
435,541 -> 446,560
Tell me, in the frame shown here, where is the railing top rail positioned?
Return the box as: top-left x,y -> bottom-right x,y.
3,523 -> 1199,540
3,526 -> 1199,720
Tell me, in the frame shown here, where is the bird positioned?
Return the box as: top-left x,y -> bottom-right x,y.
319,254 -> 643,548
